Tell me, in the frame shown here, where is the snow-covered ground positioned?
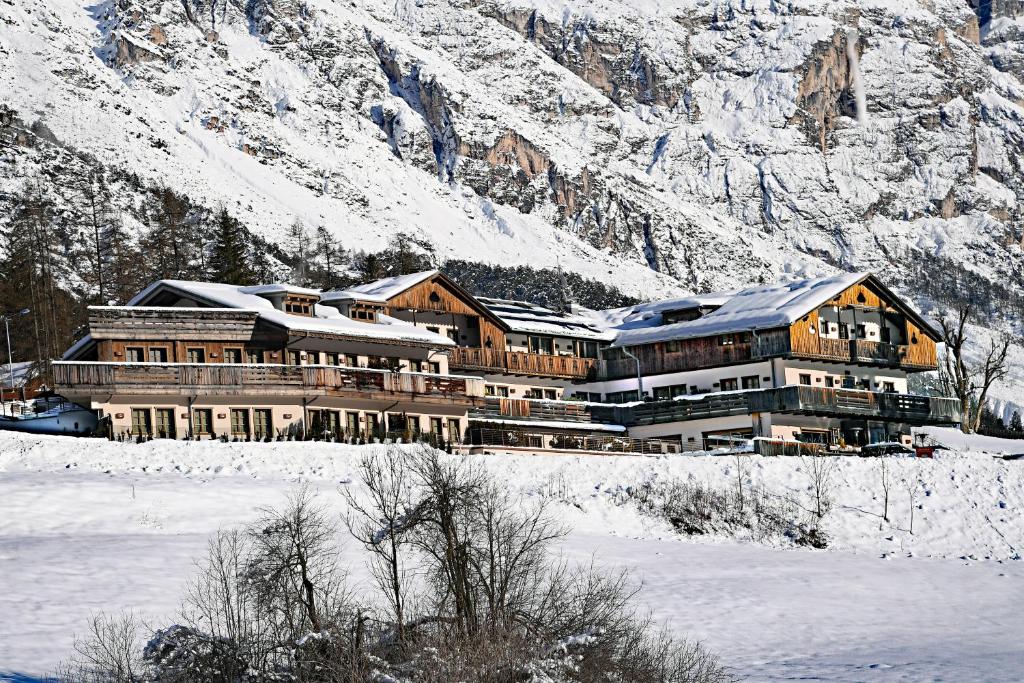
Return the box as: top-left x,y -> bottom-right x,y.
0,429 -> 1022,681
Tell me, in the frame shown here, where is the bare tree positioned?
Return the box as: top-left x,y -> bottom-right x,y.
971,332 -> 1012,433
800,451 -> 837,519
939,305 -> 974,433
904,473 -> 919,536
879,458 -> 892,529
246,484 -> 346,635
343,446 -> 416,643
733,453 -> 751,512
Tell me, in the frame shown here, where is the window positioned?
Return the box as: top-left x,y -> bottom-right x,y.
883,381 -> 896,393
526,388 -> 544,399
720,378 -> 739,391
741,375 -> 760,389
528,335 -> 554,354
838,323 -> 849,340
287,350 -> 301,366
575,340 -> 600,358
856,324 -> 867,338
447,418 -> 461,443
497,386 -> 509,397
820,320 -> 829,335
367,414 -> 381,438
131,408 -> 151,436
186,348 -> 205,363
324,352 -> 339,366
544,389 -> 557,400
799,374 -> 812,386
860,378 -> 871,390
654,386 -> 671,400
346,412 -> 360,436
125,347 -> 144,363
665,340 -> 681,353
246,349 -> 264,364
719,334 -> 735,346
345,354 -> 358,367
689,385 -> 700,395
430,417 -> 443,436
485,385 -> 496,396
148,347 -> 168,363
429,361 -> 441,374
192,408 -> 212,435
224,348 -> 242,364
605,390 -> 639,403
253,409 -> 272,439
230,409 -> 250,436
324,410 -> 341,436
154,408 -> 176,438
426,326 -> 440,334
587,392 -> 602,402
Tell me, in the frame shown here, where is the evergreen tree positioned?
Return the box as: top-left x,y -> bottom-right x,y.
287,218 -> 310,286
209,208 -> 255,285
1010,411 -> 1023,435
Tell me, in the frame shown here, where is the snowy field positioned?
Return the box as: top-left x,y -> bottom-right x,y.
1,430 -> 1022,681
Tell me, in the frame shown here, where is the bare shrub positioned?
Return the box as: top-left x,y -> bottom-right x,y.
64,447 -> 733,682
800,451 -> 838,519
58,612 -> 143,683
622,479 -> 802,544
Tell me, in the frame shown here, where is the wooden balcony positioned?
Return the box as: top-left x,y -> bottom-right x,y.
603,386 -> 960,427
449,347 -> 597,380
599,343 -> 754,380
53,362 -> 484,403
747,386 -> 961,424
785,336 -> 935,370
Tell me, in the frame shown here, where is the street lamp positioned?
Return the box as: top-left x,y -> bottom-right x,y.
1,308 -> 30,414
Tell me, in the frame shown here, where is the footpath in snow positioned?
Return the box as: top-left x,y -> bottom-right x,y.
0,430 -> 1022,681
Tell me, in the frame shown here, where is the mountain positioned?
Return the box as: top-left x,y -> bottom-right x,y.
2,0 -> 1023,406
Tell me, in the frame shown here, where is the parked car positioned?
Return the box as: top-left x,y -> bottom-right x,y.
860,442 -> 915,457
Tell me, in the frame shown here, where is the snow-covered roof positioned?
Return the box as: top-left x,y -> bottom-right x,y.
321,270 -> 439,304
477,297 -> 615,341
612,272 -> 869,347
0,361 -> 34,388
126,280 -> 454,346
239,284 -> 321,298
593,292 -> 737,332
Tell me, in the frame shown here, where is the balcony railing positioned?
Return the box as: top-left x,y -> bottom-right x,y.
53,362 -> 484,400
747,386 -> 961,424
448,347 -> 597,380
602,386 -> 960,427
786,337 -> 934,370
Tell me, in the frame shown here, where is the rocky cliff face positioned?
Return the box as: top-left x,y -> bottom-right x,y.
2,0 -> 1024,303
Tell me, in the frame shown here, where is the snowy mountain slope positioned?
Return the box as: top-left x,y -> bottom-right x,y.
5,0 -> 1023,297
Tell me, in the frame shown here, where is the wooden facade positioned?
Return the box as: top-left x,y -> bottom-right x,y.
601,277 -> 940,380
363,273 -> 600,381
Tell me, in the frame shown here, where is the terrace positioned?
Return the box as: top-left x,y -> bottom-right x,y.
53,362 -> 485,403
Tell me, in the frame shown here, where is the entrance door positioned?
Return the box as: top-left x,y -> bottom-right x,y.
155,408 -> 176,439
324,410 -> 341,438
253,409 -> 273,439
131,408 -> 151,437
230,409 -> 250,437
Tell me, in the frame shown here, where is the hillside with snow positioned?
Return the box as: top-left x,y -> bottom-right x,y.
3,0 -> 1024,293
0,432 -> 1022,680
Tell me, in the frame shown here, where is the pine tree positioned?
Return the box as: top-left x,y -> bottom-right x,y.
209,208 -> 255,285
287,218 -> 310,286
1011,411 -> 1023,435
